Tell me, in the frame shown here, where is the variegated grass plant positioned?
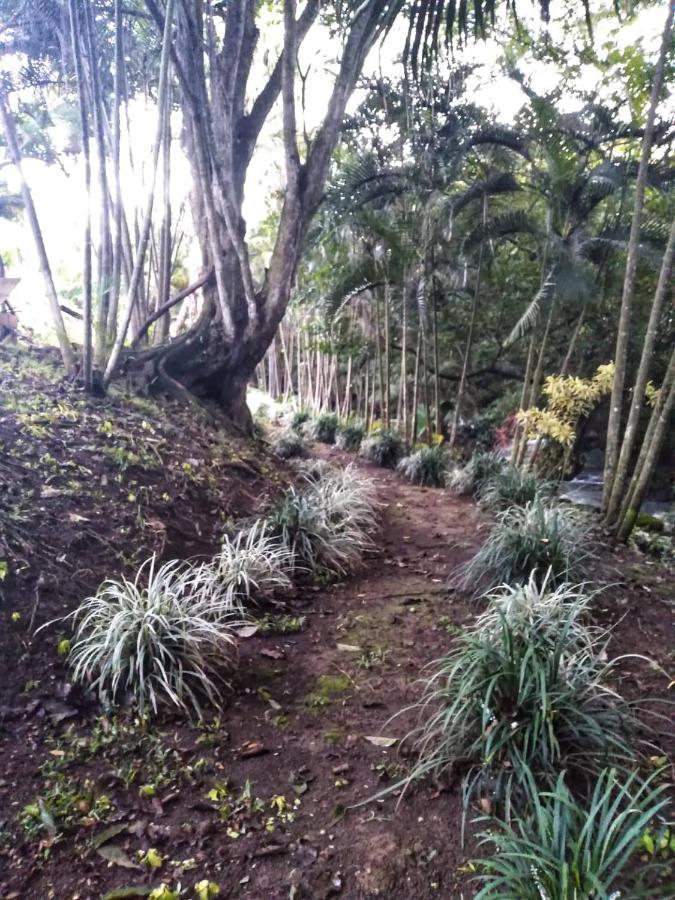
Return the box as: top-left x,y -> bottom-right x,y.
65,556 -> 243,718
393,575 -> 645,817
213,519 -> 293,613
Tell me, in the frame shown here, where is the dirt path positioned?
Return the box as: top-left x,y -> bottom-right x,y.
4,438 -> 671,900
204,445 -> 487,900
2,444 -> 486,900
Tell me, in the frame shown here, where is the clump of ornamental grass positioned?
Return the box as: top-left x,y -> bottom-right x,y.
272,430 -> 307,460
455,498 -> 592,593
265,464 -> 376,577
336,421 -> 365,452
397,444 -> 450,487
473,767 -> 671,899
213,519 -> 293,613
308,412 -> 339,444
396,574 -> 643,816
64,556 -> 242,718
447,450 -> 506,496
292,457 -> 336,482
360,429 -> 404,468
477,464 -> 553,510
289,409 -> 311,433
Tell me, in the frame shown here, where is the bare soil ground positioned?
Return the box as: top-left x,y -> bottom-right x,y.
0,351 -> 673,899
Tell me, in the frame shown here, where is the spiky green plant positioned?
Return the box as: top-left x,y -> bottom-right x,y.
213,520 -> 293,613
477,465 -> 553,510
397,444 -> 450,487
473,767 -> 671,899
65,557 -> 241,718
456,499 -> 592,592
289,409 -> 311,433
336,421 -> 365,451
308,412 -> 339,444
360,429 -> 404,468
400,576 -> 642,814
448,451 -> 506,496
266,464 -> 376,576
272,430 -> 307,460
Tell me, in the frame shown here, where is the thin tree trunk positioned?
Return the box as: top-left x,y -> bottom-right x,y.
511,333 -> 536,465
451,193 -> 488,445
603,1 -> 674,510
103,0 -> 174,387
384,281 -> 391,429
606,219 -> 675,524
343,355 -> 352,418
83,0 -> 114,365
108,0 -> 124,341
617,344 -> 675,541
400,283 -> 408,440
374,288 -> 385,424
515,296 -> 556,467
68,0 -> 92,391
154,83 -> 173,345
0,90 -> 75,374
411,328 -> 422,446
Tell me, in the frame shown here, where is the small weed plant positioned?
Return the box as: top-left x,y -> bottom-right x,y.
308,412 -> 339,444
336,421 -> 365,452
64,556 -> 242,718
213,520 -> 292,612
473,768 -> 671,899
397,444 -> 449,487
400,575 -> 643,814
456,498 -> 592,592
477,465 -> 552,510
272,430 -> 307,460
360,429 -> 404,468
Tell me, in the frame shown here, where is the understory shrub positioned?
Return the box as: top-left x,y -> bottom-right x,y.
272,430 -> 307,460
477,464 -> 552,510
336,421 -> 365,452
265,464 -> 376,576
213,520 -> 292,612
308,412 -> 338,444
290,409 -> 311,432
360,429 -> 404,468
400,576 -> 642,813
65,557 -> 241,718
397,445 -> 449,487
447,451 -> 506,496
456,498 -> 592,592
473,768 -> 671,899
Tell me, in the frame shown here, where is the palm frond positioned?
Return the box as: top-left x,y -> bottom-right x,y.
463,209 -> 540,255
505,268 -> 556,347
451,172 -> 520,216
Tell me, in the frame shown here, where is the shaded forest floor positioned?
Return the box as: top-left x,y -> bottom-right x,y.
0,347 -> 673,899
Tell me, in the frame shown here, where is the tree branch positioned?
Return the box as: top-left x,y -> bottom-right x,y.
131,268 -> 215,347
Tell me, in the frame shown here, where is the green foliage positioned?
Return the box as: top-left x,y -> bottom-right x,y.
289,410 -> 311,433
457,499 -> 592,591
336,421 -> 365,451
272,430 -> 307,460
64,557 -> 241,718
473,768 -> 671,899
477,465 -> 552,510
402,577 -> 643,815
448,451 -> 506,496
308,413 -> 339,444
265,464 -> 376,577
213,520 -> 292,613
397,444 -> 449,487
360,429 -> 404,468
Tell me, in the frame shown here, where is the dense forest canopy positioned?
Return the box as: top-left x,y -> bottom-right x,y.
0,0 -> 673,537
